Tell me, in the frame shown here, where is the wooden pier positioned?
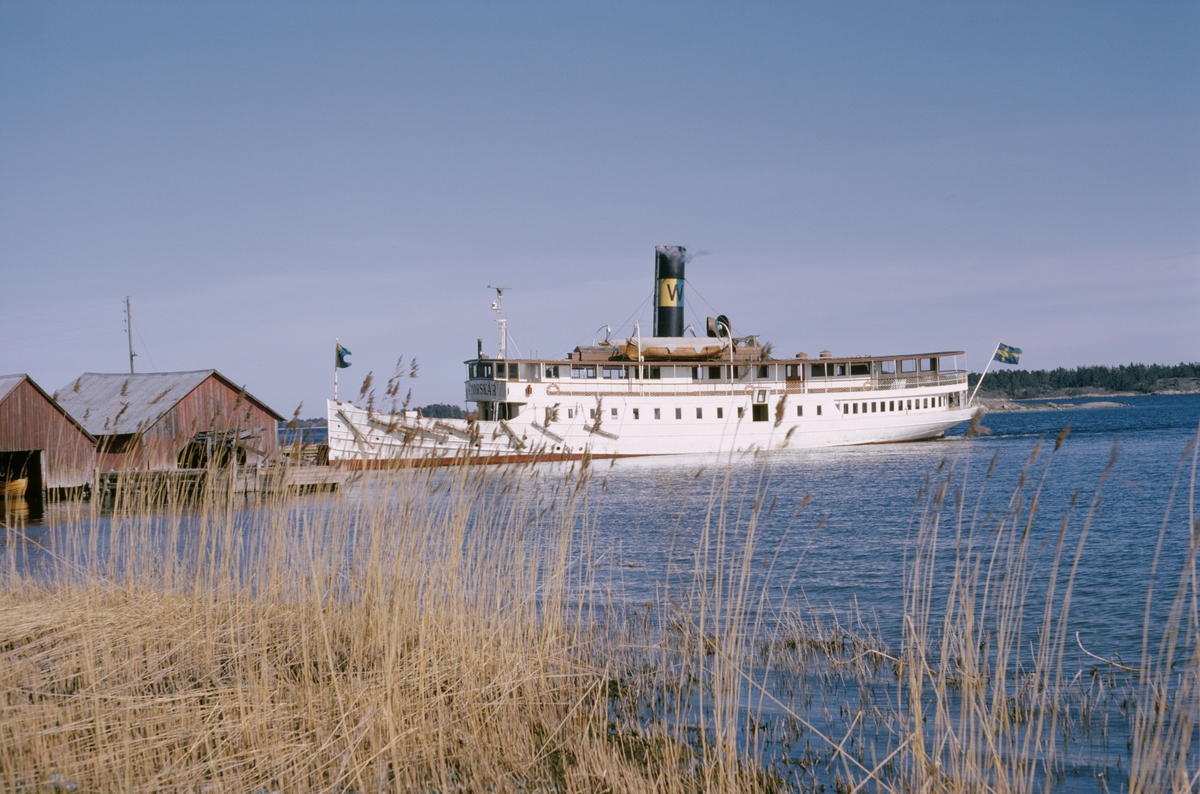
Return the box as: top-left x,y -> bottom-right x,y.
94,464 -> 350,507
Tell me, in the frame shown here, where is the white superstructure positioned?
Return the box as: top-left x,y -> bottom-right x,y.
328,248 -> 976,467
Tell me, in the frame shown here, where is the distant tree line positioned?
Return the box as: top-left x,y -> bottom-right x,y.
280,403 -> 465,429
969,363 -> 1200,398
417,403 -> 465,419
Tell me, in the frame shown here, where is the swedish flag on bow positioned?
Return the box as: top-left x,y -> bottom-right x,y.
994,343 -> 1022,365
336,342 -> 352,369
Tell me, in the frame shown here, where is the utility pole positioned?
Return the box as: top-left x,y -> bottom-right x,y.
126,296 -> 137,374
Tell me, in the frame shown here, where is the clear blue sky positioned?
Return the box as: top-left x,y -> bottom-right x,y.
2,2 -> 1197,414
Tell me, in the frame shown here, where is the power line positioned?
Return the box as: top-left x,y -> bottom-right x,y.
10,330 -> 125,351
3,321 -> 126,345
133,318 -> 157,371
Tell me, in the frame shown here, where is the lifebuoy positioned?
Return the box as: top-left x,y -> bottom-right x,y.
862,381 -> 873,391
525,384 -> 533,397
546,383 -> 560,395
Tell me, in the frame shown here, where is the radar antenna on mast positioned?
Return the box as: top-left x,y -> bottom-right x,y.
488,285 -> 512,359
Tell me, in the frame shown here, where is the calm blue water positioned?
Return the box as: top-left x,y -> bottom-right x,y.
581,394 -> 1198,790
277,425 -> 328,445
588,395 -> 1199,658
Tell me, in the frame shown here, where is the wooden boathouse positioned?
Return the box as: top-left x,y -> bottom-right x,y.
55,370 -> 284,473
0,374 -> 98,519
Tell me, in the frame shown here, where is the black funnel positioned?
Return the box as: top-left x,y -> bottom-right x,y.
653,245 -> 685,337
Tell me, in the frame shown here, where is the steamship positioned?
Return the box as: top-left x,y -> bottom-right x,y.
326,246 -> 976,466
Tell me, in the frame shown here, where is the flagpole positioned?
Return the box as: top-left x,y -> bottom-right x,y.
968,339 -> 1002,406
334,338 -> 339,403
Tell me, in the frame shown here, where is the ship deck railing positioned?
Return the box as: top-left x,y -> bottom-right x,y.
535,371 -> 968,398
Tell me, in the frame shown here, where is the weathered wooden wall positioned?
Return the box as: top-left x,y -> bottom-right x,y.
98,374 -> 280,471
0,378 -> 96,488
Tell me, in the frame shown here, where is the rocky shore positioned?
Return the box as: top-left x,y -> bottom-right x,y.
979,397 -> 1128,412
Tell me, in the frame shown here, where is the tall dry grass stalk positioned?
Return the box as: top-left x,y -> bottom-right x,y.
1127,430 -> 1200,792
891,423 -> 1200,793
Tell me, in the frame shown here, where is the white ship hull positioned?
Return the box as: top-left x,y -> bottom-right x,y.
327,374 -> 976,467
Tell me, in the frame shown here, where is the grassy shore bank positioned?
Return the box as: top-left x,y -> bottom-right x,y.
1,431 -> 1197,792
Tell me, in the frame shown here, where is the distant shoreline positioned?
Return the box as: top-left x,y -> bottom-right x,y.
979,397 -> 1129,413
968,364 -> 1199,401
975,385 -> 1199,400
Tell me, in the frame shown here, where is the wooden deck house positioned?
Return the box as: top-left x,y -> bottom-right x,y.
55,370 -> 284,472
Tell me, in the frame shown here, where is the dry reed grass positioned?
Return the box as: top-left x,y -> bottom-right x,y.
1,422 -> 1197,792
0,459 -> 708,792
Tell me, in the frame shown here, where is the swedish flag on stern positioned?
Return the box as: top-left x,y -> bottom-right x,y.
994,343 -> 1022,365
336,342 -> 352,368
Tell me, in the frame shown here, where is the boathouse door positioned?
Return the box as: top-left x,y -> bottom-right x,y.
0,449 -> 44,522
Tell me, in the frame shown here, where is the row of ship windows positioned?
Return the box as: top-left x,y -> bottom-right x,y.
566,365 -> 777,381
796,358 -> 939,378
472,363 -> 775,381
569,406 -> 759,420
557,395 -> 944,422
472,359 -> 945,382
844,396 -> 944,414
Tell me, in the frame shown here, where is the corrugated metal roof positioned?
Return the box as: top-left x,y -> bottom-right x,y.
55,370 -> 218,436
0,374 -> 26,404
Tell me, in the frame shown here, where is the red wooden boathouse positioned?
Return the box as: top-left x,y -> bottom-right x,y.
55,370 -> 284,472
0,374 -> 97,515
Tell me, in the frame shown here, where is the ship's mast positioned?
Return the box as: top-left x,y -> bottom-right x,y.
488,285 -> 511,359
